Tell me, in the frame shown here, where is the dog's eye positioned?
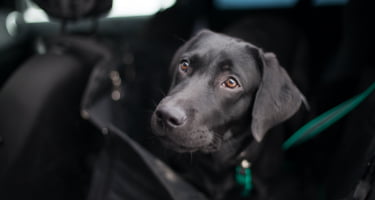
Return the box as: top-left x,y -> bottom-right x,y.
222,78 -> 240,89
179,61 -> 190,73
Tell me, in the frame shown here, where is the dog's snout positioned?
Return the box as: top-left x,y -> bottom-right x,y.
155,106 -> 187,128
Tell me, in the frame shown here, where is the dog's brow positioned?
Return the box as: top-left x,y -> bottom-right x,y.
222,65 -> 231,70
179,54 -> 205,70
219,59 -> 233,70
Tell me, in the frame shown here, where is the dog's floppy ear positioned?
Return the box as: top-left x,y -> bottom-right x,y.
251,51 -> 307,142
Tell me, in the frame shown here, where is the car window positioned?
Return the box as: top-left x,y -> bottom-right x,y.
214,0 -> 348,10
23,0 -> 176,23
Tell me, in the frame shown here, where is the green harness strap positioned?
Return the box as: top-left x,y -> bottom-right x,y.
283,81 -> 375,150
236,81 -> 375,196
235,160 -> 252,197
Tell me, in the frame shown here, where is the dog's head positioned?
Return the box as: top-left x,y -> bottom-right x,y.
151,30 -> 306,153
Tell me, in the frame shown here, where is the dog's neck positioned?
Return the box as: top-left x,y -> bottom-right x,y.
185,129 -> 261,200
170,130 -> 255,173
209,130 -> 255,168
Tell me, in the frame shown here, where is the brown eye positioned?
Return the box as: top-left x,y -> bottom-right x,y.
179,61 -> 189,72
223,78 -> 239,89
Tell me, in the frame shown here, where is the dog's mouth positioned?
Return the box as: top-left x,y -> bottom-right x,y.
159,137 -> 201,153
155,129 -> 223,153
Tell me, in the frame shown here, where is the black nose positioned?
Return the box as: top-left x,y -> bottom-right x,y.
155,106 -> 187,128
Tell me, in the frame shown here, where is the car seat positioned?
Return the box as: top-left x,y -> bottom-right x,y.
0,0 -> 113,199
318,0 -> 375,199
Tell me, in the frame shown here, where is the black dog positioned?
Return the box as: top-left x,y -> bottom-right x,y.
151,30 -> 307,200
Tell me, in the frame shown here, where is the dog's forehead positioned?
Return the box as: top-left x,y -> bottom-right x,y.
190,32 -> 247,54
183,32 -> 260,78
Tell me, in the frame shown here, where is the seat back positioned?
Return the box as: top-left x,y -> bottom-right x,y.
0,0 -> 113,199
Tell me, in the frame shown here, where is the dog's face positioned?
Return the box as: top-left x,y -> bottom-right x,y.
151,30 -> 306,153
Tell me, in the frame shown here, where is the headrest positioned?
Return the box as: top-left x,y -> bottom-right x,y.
33,0 -> 113,20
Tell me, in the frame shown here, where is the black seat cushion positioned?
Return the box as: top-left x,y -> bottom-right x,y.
0,36 -> 112,200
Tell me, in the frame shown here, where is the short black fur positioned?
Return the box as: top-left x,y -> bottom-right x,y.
151,30 -> 307,200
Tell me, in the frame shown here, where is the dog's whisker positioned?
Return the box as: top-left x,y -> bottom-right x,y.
150,100 -> 159,109
212,132 -> 222,142
171,34 -> 186,43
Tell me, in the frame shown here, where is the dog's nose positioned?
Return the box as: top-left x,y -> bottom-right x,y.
155,106 -> 187,128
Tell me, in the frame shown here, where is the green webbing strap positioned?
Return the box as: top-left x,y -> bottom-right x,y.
283,81 -> 375,150
236,81 -> 375,197
235,159 -> 252,197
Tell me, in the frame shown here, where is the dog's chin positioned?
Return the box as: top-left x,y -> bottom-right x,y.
157,133 -> 223,153
159,139 -> 201,153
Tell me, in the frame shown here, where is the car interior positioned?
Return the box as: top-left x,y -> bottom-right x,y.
0,0 -> 374,199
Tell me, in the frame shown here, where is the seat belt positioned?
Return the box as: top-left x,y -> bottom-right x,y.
283,81 -> 375,150
236,81 -> 375,197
